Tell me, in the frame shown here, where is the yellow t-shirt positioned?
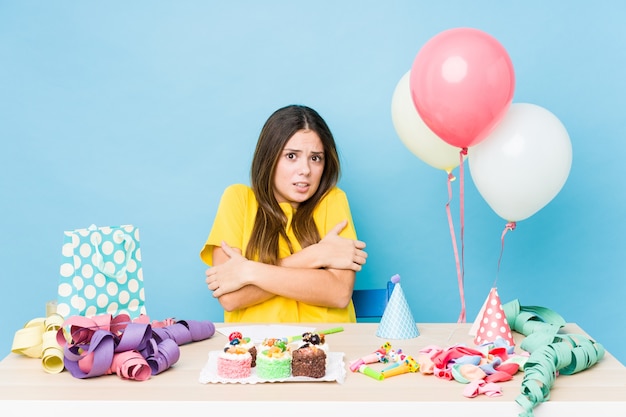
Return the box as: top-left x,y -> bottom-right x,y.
200,184 -> 357,323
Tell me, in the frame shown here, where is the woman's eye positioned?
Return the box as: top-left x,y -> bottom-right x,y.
286,153 -> 296,160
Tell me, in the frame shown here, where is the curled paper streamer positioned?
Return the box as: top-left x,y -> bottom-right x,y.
515,333 -> 605,416
502,299 -> 565,337
57,313 -> 215,380
41,329 -> 65,374
12,311 -> 217,380
109,350 -> 152,381
11,313 -> 65,374
501,300 -> 605,417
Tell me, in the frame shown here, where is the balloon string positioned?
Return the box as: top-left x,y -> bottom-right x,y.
496,221 -> 516,287
445,171 -> 465,324
458,148 -> 467,323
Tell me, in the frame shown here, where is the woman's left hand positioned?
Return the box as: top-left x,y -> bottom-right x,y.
317,220 -> 368,271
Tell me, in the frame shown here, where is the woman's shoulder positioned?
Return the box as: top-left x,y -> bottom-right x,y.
224,183 -> 252,192
316,187 -> 351,211
324,186 -> 348,201
219,184 -> 255,206
222,183 -> 254,197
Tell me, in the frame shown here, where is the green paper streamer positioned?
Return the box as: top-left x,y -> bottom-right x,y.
502,299 -> 605,417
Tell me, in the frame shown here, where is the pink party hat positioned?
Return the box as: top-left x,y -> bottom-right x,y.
473,287 -> 515,346
377,274 -> 419,339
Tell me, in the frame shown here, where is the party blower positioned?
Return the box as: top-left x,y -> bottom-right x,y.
381,355 -> 419,378
349,342 -> 391,372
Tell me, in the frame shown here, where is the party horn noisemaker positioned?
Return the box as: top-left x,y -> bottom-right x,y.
349,342 -> 391,372
380,355 -> 419,378
358,364 -> 384,381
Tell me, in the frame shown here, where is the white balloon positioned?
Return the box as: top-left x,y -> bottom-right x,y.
391,70 -> 464,172
469,103 -> 572,222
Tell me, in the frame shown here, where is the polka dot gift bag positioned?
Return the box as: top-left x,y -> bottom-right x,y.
56,224 -> 147,320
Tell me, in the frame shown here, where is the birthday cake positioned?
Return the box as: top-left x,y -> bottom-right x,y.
291,332 -> 328,378
256,338 -> 292,380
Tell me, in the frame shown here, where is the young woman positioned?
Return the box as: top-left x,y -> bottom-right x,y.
201,104 -> 367,322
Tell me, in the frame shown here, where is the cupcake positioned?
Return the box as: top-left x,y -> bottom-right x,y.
291,332 -> 328,378
226,331 -> 257,367
216,344 -> 252,379
256,338 -> 292,380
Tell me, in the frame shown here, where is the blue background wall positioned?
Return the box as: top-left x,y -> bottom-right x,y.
2,1 -> 624,365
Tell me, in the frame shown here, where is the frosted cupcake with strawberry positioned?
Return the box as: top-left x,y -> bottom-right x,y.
225,331 -> 257,367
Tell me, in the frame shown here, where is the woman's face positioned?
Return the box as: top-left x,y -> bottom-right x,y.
273,129 -> 325,209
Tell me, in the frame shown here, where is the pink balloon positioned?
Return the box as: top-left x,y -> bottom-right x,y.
410,28 -> 515,149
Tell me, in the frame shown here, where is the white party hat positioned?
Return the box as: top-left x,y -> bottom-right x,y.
377,274 -> 419,339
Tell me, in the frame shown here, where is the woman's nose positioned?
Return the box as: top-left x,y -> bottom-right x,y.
298,160 -> 311,175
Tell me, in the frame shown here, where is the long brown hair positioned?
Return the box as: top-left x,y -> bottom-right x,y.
246,105 -> 341,265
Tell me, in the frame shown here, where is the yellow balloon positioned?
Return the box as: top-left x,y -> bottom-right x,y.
391,70 -> 465,172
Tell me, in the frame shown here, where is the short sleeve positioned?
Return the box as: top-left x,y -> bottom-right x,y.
314,187 -> 358,240
199,184 -> 253,266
